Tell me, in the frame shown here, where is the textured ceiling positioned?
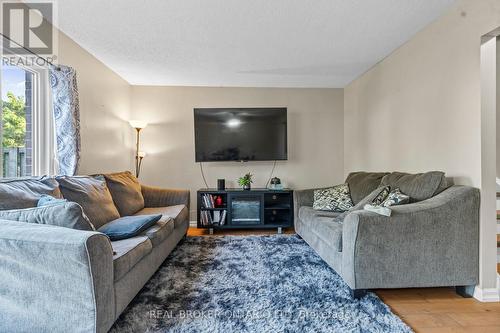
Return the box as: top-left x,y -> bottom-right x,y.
52,0 -> 456,87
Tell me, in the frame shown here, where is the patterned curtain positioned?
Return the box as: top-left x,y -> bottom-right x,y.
49,65 -> 81,175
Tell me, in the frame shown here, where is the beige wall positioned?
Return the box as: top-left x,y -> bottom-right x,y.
497,38 -> 500,178
345,0 -> 500,186
56,31 -> 133,174
344,0 -> 500,292
130,86 -> 344,219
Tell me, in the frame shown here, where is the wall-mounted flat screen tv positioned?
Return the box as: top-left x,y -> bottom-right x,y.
194,108 -> 287,162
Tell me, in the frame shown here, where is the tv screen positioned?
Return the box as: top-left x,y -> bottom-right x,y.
194,108 -> 287,162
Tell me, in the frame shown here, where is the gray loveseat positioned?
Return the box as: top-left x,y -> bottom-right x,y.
0,174 -> 189,333
294,171 -> 479,298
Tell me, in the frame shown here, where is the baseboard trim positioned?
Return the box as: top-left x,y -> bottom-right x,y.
473,276 -> 500,302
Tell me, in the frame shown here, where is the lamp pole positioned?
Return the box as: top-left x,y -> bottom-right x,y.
134,127 -> 142,177
129,120 -> 148,178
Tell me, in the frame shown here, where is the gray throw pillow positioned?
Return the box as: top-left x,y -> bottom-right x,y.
103,171 -> 145,216
0,177 -> 62,210
313,183 -> 353,212
345,172 -> 389,205
381,171 -> 446,202
56,175 -> 120,229
0,201 -> 94,230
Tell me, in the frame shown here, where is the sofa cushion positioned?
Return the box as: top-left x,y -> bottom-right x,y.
0,177 -> 62,210
298,206 -> 342,224
112,236 -> 152,281
141,218 -> 175,247
381,171 -> 446,202
0,201 -> 94,231
56,175 -> 120,229
134,205 -> 189,229
345,172 -> 389,205
98,214 -> 162,241
313,183 -> 353,212
103,171 -> 145,216
310,217 -> 343,252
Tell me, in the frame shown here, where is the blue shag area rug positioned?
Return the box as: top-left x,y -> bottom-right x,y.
111,235 -> 412,333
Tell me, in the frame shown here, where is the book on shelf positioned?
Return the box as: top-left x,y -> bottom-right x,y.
220,210 -> 226,225
202,194 -> 219,209
199,208 -> 227,226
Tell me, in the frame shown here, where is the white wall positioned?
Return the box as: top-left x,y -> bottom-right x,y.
56,31 -> 133,174
479,36 -> 498,300
131,86 -> 344,219
344,0 -> 500,293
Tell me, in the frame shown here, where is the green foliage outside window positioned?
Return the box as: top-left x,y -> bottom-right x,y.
1,92 -> 26,148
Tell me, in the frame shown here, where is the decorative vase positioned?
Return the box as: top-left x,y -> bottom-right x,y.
243,184 -> 251,191
215,196 -> 223,207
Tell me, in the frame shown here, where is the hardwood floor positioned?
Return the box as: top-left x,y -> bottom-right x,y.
187,227 -> 500,332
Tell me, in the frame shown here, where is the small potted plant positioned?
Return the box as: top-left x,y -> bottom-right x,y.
237,173 -> 253,190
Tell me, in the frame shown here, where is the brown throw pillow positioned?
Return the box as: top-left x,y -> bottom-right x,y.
103,171 -> 145,216
56,175 -> 120,229
0,177 -> 62,210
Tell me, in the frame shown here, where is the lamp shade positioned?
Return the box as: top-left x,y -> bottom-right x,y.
129,120 -> 148,129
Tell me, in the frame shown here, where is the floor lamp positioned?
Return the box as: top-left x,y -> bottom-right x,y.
129,120 -> 148,178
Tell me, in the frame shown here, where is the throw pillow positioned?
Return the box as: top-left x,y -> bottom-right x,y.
56,175 -> 120,229
334,185 -> 391,222
38,194 -> 67,206
371,186 -> 391,206
102,171 -> 145,216
364,188 -> 410,217
313,183 -> 353,212
345,172 -> 389,205
380,171 -> 446,202
0,201 -> 95,231
98,214 -> 162,241
0,177 -> 62,210
381,188 -> 410,207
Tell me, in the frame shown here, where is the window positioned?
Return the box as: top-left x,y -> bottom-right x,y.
0,64 -> 54,177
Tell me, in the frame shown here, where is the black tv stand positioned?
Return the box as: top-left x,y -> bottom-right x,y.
197,188 -> 294,234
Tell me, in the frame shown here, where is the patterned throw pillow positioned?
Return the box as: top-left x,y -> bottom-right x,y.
364,188 -> 410,216
313,183 -> 354,212
381,188 -> 410,207
371,186 -> 391,206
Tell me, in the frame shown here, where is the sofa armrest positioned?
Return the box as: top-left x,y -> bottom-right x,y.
0,220 -> 114,333
341,185 -> 480,289
141,185 -> 190,208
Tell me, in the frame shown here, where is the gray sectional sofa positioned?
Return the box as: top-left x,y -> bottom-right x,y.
0,174 -> 189,333
294,171 -> 480,298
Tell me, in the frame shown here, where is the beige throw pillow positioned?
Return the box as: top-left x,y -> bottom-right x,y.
56,175 -> 120,229
103,171 -> 145,216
